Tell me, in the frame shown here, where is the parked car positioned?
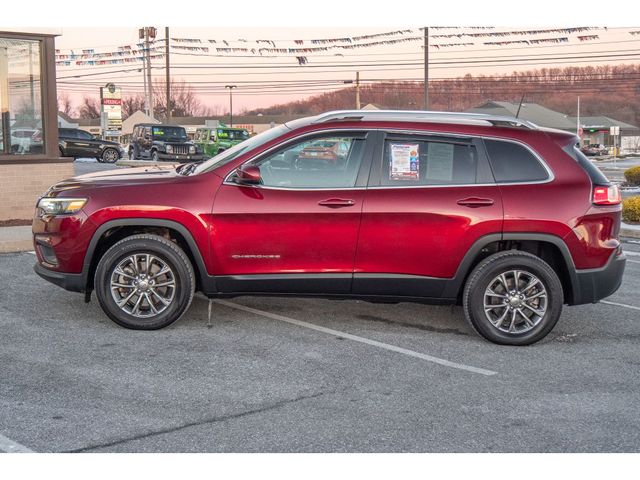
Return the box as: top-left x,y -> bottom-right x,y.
129,124 -> 205,162
11,128 -> 43,154
194,127 -> 250,158
59,128 -> 124,163
297,139 -> 350,163
33,110 -> 626,345
580,143 -> 609,156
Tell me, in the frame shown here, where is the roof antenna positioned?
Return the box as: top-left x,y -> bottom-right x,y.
515,93 -> 525,119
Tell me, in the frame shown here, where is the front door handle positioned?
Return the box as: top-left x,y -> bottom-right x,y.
318,198 -> 356,208
456,197 -> 495,208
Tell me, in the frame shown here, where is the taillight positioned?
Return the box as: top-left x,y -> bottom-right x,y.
593,184 -> 622,205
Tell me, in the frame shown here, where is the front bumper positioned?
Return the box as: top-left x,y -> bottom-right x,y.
34,263 -> 85,293
158,153 -> 206,162
572,251 -> 626,304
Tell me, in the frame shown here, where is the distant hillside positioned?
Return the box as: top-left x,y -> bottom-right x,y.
245,64 -> 640,127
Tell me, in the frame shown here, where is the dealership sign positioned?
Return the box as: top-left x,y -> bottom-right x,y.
100,83 -> 122,135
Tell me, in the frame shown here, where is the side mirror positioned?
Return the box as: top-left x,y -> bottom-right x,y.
236,164 -> 261,185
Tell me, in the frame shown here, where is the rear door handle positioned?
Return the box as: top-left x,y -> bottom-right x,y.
456,197 -> 495,208
318,198 -> 356,208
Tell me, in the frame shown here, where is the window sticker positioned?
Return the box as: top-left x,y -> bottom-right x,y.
390,143 -> 420,180
153,129 -> 164,136
426,142 -> 454,181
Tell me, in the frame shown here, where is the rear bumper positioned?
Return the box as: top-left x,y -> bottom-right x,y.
34,263 -> 84,293
572,251 -> 626,305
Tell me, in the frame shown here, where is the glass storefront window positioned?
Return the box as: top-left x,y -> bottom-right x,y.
0,37 -> 44,155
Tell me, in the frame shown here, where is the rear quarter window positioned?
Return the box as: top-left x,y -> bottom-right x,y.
484,139 -> 550,183
563,142 -> 610,185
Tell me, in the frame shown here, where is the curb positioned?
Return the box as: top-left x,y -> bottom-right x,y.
116,160 -> 180,167
621,228 -> 640,240
0,240 -> 33,254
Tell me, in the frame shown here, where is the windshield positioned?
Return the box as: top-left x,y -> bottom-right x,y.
194,125 -> 289,174
217,128 -> 249,141
152,126 -> 187,141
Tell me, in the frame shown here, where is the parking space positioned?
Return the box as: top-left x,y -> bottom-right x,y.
0,242 -> 639,452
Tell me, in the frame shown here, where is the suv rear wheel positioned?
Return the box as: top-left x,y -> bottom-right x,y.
463,251 -> 563,345
94,234 -> 196,330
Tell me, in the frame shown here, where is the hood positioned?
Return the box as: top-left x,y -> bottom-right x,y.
45,165 -> 179,197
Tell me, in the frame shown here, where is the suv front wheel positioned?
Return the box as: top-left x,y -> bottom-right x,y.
463,251 -> 563,345
94,234 -> 196,330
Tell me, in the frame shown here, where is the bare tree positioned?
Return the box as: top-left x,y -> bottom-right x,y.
152,78 -> 212,119
57,93 -> 75,117
77,96 -> 101,119
121,94 -> 146,119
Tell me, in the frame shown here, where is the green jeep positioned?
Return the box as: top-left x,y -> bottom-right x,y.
195,126 -> 250,158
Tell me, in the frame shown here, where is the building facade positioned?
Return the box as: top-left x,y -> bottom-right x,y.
0,30 -> 73,222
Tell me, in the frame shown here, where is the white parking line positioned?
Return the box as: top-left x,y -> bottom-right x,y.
600,300 -> 640,312
0,433 -> 34,453
627,259 -> 640,265
624,251 -> 640,257
213,299 -> 497,377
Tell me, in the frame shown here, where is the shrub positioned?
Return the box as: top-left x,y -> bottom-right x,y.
624,166 -> 640,186
622,196 -> 640,223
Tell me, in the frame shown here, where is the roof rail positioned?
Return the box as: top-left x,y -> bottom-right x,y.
312,110 -> 538,129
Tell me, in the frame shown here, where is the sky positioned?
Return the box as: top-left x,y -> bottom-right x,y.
51,26 -> 640,114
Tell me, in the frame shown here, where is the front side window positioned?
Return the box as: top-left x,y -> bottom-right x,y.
0,37 -> 44,155
484,139 -> 550,183
253,135 -> 366,189
381,138 -> 480,186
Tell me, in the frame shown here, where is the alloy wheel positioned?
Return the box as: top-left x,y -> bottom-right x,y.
483,269 -> 548,334
110,253 -> 176,318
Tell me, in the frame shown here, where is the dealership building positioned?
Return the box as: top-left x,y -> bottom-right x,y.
0,30 -> 74,223
468,101 -> 640,152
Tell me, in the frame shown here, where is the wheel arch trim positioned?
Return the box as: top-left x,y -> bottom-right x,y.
444,232 -> 580,303
81,218 -> 210,292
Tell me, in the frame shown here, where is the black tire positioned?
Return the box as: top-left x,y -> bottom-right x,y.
94,234 -> 196,330
96,156 -> 104,163
462,251 -> 563,346
102,147 -> 120,163
151,150 -> 160,162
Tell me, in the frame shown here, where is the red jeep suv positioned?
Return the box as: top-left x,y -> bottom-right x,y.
33,110 -> 626,345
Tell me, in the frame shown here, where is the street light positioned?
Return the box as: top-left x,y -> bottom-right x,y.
225,85 -> 237,127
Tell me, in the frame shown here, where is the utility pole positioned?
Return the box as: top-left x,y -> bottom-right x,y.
165,27 -> 171,122
576,96 -> 581,138
225,85 -> 236,126
139,27 -> 156,119
141,56 -> 148,116
355,71 -> 361,109
423,27 -> 429,111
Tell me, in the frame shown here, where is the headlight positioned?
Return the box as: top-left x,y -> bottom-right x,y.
189,145 -> 196,154
166,145 -> 173,153
37,197 -> 87,216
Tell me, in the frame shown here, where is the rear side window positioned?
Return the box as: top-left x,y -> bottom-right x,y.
59,129 -> 76,139
484,139 -> 549,183
381,139 -> 481,186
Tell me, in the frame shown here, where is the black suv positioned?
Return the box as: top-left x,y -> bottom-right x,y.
59,128 -> 124,163
128,124 -> 205,162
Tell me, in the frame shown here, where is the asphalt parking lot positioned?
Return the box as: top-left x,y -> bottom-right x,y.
1,240 -> 639,453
